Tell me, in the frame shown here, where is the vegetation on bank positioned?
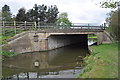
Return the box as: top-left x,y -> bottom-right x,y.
1,51 -> 15,57
2,28 -> 28,44
88,34 -> 97,39
0,51 -> 16,57
1,29 -> 23,56
79,43 -> 118,78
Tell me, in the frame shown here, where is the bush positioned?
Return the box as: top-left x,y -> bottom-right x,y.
107,10 -> 119,41
1,51 -> 15,57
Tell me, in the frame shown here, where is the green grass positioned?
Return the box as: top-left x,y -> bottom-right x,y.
1,28 -> 38,44
1,28 -> 37,56
1,28 -> 28,44
1,51 -> 15,57
88,36 -> 97,39
88,34 -> 97,39
78,43 -> 118,78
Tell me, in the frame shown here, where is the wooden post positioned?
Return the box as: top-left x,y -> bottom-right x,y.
14,21 -> 16,34
88,24 -> 90,30
27,72 -> 29,80
102,24 -> 103,27
100,25 -> 102,30
104,23 -> 106,30
34,22 -> 37,33
3,21 -> 5,27
17,74 -> 19,80
2,21 -> 5,35
81,26 -> 82,30
102,24 -> 104,30
34,22 -> 37,29
25,21 -> 27,30
38,22 -> 40,27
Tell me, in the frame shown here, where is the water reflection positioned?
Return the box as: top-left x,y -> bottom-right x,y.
88,38 -> 97,45
2,39 -> 96,78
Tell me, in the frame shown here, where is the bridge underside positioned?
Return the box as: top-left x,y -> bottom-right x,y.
48,34 -> 88,50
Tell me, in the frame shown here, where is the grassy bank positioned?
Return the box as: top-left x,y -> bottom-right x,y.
79,43 -> 118,78
88,36 -> 97,39
88,34 -> 97,39
1,51 -> 16,57
1,28 -> 26,44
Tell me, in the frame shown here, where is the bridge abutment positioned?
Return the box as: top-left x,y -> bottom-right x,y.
2,32 -> 88,53
96,32 -> 112,45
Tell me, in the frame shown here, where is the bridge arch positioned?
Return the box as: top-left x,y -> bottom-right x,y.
2,30 -> 112,53
2,22 -> 112,53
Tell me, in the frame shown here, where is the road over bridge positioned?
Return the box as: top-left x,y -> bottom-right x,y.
2,22 -> 112,53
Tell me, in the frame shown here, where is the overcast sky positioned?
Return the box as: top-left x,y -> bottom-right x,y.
0,0 -> 112,25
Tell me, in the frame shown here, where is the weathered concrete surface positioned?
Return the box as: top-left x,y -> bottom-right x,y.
2,30 -> 112,53
2,31 -> 88,53
3,32 -> 48,53
3,33 -> 32,53
96,31 -> 113,45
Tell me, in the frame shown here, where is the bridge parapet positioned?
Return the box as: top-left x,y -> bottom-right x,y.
1,21 -> 106,35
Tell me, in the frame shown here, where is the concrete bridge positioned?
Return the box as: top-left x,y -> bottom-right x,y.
2,22 -> 113,53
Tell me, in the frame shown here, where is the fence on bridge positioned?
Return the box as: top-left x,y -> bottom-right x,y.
1,21 -> 106,36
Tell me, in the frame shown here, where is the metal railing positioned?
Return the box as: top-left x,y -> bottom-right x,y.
1,21 -> 106,35
1,21 -> 106,28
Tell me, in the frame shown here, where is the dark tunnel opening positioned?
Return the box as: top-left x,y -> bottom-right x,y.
48,34 -> 88,50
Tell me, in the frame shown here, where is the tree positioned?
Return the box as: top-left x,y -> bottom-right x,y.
106,10 -> 119,40
99,0 -> 119,41
38,4 -> 47,22
33,4 -> 39,22
0,11 -> 2,21
26,9 -> 34,22
2,4 -> 12,21
16,8 -> 27,21
100,0 -> 119,8
59,12 -> 68,19
25,4 -> 59,23
56,12 -> 72,26
46,5 -> 59,23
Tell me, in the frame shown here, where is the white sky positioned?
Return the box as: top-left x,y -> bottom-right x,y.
0,0 -> 112,25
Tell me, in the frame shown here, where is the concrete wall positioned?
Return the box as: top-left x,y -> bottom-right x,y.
3,33 -> 32,53
3,30 -> 113,53
96,31 -> 112,45
2,30 -> 112,53
2,32 -> 88,53
2,32 -> 48,53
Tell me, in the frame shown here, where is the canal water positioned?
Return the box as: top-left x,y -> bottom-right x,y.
2,39 -> 96,79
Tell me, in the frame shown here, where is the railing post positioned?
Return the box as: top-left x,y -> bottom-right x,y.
34,22 -> 37,33
25,21 -> 27,30
2,21 -> 5,35
34,22 -> 37,29
14,21 -> 16,34
88,24 -> 90,30
101,24 -> 103,30
100,25 -> 101,30
103,23 -> 106,30
2,21 -> 4,28
38,22 -> 40,30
